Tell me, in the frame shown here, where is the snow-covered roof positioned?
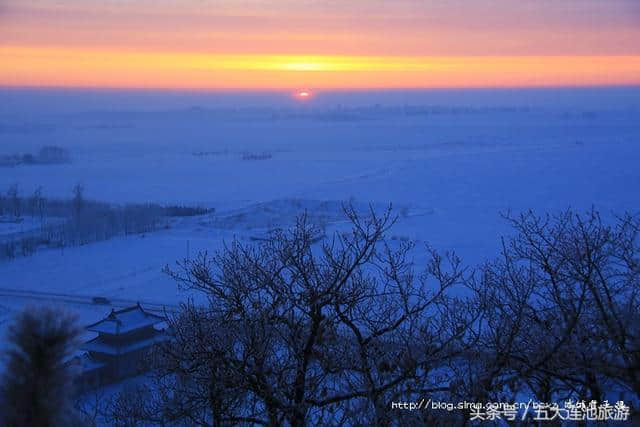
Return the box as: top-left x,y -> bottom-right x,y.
86,303 -> 167,335
81,331 -> 169,355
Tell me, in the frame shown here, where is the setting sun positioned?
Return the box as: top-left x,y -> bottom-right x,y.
294,90 -> 312,100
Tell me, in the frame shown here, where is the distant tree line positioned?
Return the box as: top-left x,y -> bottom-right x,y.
0,146 -> 72,167
241,151 -> 273,161
0,184 -> 214,260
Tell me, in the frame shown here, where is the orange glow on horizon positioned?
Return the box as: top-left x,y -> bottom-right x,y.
1,47 -> 639,89
1,1 -> 639,89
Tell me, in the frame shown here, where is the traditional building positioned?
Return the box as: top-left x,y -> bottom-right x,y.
77,303 -> 169,389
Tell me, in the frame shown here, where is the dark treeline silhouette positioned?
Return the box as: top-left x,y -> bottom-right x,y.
164,206 -> 213,217
0,184 -> 213,260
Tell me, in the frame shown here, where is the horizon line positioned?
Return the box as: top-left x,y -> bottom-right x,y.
3,83 -> 640,93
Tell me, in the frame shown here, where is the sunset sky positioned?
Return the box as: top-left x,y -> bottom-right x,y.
1,0 -> 639,89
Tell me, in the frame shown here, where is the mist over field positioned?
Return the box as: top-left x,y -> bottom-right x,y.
0,87 -> 637,311
1,86 -> 638,278
1,87 -> 639,424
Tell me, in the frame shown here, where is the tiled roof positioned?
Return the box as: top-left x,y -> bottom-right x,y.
86,303 -> 167,335
81,331 -> 169,355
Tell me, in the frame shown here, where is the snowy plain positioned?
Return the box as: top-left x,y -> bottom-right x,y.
0,87 -> 639,350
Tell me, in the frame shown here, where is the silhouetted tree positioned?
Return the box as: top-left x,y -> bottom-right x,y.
463,209 -> 640,407
29,186 -> 47,220
0,307 -> 81,427
7,184 -> 20,219
154,205 -> 473,426
72,183 -> 84,217
102,207 -> 639,426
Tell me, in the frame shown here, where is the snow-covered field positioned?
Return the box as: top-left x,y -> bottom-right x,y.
0,88 -> 639,347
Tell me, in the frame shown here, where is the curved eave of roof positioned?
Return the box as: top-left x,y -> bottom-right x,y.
86,304 -> 167,335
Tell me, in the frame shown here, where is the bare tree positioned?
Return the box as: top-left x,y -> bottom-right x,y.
465,209 -> 640,407
0,307 -> 82,427
29,185 -> 47,221
72,183 -> 84,218
104,207 -> 638,426
7,183 -> 20,219
154,205 -> 472,426
103,304 -> 252,426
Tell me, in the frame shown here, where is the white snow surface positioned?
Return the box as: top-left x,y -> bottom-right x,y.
0,88 -> 639,356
